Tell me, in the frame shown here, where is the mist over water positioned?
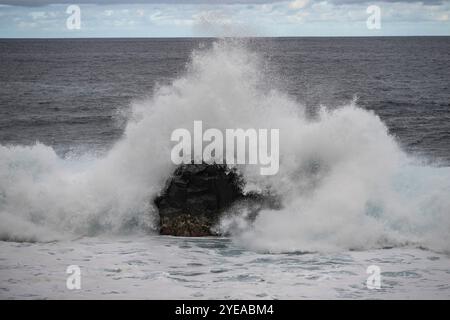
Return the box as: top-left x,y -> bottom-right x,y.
0,40 -> 449,254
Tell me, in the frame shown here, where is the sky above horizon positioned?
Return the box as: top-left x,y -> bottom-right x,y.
0,0 -> 449,37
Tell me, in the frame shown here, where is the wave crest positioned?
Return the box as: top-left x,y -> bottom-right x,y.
1,40 -> 449,253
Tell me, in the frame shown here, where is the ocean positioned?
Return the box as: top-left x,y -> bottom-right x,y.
0,37 -> 450,299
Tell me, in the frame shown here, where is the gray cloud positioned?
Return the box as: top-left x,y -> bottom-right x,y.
0,0 -> 282,6
0,0 -> 445,7
328,0 -> 444,4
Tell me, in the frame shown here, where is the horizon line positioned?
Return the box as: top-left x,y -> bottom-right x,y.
1,35 -> 450,40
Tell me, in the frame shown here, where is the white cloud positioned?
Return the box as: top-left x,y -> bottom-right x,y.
287,10 -> 310,22
193,10 -> 233,26
436,12 -> 449,20
289,0 -> 310,9
29,11 -> 47,20
0,1 -> 449,37
18,21 -> 37,28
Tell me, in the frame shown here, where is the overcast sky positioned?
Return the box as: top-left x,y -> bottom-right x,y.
0,0 -> 449,37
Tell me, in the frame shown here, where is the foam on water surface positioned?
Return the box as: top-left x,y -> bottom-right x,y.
1,236 -> 449,299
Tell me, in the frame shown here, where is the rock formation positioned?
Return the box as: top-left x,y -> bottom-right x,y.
154,163 -> 281,236
154,163 -> 244,236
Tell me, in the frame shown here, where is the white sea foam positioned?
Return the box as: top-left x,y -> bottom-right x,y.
0,40 -> 449,253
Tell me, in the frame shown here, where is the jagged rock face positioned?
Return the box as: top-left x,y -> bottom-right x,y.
154,164 -> 245,236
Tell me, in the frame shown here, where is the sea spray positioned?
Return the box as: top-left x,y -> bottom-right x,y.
0,40 -> 449,253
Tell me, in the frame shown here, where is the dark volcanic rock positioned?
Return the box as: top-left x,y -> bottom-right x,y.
155,163 -> 245,236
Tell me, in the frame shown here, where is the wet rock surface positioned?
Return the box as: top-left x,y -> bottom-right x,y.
154,163 -> 245,236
